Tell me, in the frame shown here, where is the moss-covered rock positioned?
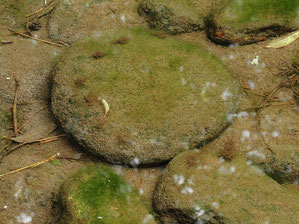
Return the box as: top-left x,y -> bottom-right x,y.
154,150 -> 299,224
0,0 -> 41,28
255,106 -> 299,184
59,164 -> 156,224
51,28 -> 240,165
47,0 -> 143,42
138,0 -> 227,34
206,0 -> 299,45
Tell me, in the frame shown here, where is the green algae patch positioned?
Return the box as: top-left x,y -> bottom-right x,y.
0,0 -> 41,27
51,28 -> 240,165
207,0 -> 299,45
59,165 -> 156,224
154,150 -> 299,224
138,0 -> 227,34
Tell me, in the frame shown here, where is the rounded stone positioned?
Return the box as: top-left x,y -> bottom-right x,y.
51,28 -> 240,165
154,150 -> 299,224
47,0 -> 143,42
59,164 -> 156,224
206,0 -> 299,45
258,105 -> 299,183
138,0 -> 226,34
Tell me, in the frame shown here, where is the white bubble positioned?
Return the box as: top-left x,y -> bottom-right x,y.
139,188 -> 144,195
181,187 -> 193,194
230,166 -> 236,172
212,202 -> 219,209
221,88 -> 233,101
241,130 -> 250,141
271,131 -> 279,138
248,81 -> 255,89
248,150 -> 265,160
129,158 -> 140,167
181,77 -> 187,85
173,175 -> 185,185
16,213 -> 34,223
143,214 -> 154,223
120,14 -> 126,23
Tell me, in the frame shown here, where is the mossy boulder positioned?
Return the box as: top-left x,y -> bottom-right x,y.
47,0 -> 142,42
206,0 -> 299,45
0,0 -> 41,28
138,0 -> 227,34
59,164 -> 156,224
154,150 -> 299,224
254,106 -> 299,184
51,28 -> 240,165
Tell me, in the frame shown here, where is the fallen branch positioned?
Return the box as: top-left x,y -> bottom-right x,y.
16,105 -> 48,134
8,28 -> 64,47
0,153 -> 60,179
0,134 -> 65,160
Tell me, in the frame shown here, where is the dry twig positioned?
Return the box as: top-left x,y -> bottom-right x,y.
0,153 -> 60,179
0,135 -> 65,160
8,28 -> 64,47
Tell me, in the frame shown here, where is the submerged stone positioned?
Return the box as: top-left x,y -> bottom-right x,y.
0,0 -> 41,28
47,0 -> 143,42
138,0 -> 227,34
59,165 -> 156,224
257,105 -> 299,183
51,28 -> 240,165
154,150 -> 299,224
206,0 -> 299,45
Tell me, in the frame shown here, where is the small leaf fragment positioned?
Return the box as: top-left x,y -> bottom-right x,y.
265,30 -> 299,49
101,99 -> 109,117
51,159 -> 62,166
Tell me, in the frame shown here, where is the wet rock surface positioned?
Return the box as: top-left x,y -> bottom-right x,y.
257,106 -> 299,183
0,0 -> 298,223
47,0 -> 145,43
59,164 -> 156,224
51,28 -> 240,165
154,150 -> 299,224
206,0 -> 299,45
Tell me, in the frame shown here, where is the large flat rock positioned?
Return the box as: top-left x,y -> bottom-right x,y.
51,28 -> 240,165
154,150 -> 299,224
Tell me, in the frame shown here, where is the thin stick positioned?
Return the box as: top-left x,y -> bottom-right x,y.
13,77 -> 19,135
25,7 -> 44,17
1,135 -> 65,158
8,28 -> 64,47
16,106 -> 47,134
0,153 -> 60,179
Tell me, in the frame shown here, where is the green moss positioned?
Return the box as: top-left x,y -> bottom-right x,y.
52,27 -> 240,164
225,0 -> 299,24
60,165 -> 156,224
155,151 -> 299,223
0,0 -> 41,26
